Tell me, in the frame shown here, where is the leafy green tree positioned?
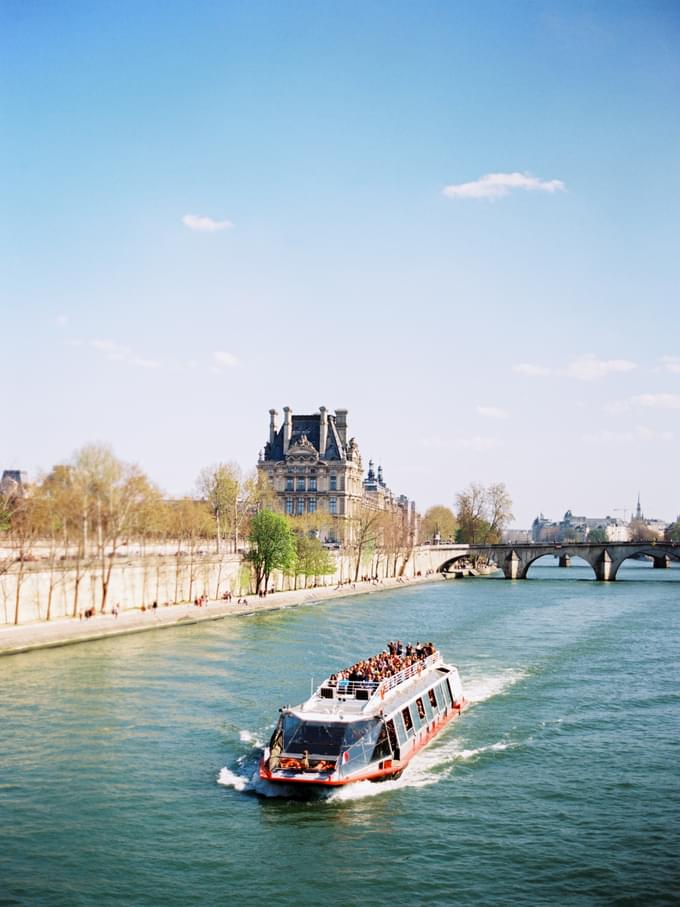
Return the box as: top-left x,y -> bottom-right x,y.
245,510 -> 297,593
420,506 -> 457,543
587,527 -> 607,543
665,520 -> 680,542
293,534 -> 336,588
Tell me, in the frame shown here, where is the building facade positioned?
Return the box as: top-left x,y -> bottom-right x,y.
257,406 -> 415,544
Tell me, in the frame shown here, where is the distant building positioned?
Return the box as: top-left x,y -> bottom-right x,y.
258,406 -> 415,544
532,510 -> 630,543
502,528 -> 532,544
0,470 -> 27,497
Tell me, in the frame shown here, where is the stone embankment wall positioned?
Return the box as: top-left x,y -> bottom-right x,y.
0,547 -> 440,626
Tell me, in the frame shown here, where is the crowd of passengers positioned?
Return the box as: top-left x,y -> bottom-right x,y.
327,641 -> 438,687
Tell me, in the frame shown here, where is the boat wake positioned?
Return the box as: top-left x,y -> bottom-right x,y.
217,669 -> 526,801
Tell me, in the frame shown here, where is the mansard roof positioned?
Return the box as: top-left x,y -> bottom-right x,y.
264,413 -> 345,462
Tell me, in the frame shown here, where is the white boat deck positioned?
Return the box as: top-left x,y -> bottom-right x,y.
299,653 -> 452,718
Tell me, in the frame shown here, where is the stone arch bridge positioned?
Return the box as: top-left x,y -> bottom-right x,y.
422,542 -> 680,582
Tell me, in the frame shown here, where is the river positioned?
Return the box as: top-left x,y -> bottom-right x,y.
1,561 -> 679,906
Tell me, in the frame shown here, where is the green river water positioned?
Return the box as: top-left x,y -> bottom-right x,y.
1,561 -> 679,906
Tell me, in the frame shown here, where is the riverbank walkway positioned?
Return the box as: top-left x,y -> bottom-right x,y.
0,574 -> 443,657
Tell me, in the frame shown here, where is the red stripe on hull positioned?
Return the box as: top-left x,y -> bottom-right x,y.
259,699 -> 468,787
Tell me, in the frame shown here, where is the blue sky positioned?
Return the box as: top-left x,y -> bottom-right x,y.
2,1 -> 679,526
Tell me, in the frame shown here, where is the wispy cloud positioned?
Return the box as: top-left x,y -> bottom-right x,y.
422,434 -> 503,452
212,351 -> 239,370
513,363 -> 553,377
582,426 -> 674,445
56,314 -> 68,327
182,214 -> 234,232
659,355 -> 680,374
91,339 -> 131,362
631,393 -> 680,410
86,339 -> 161,368
476,405 -> 509,420
443,171 -> 565,200
514,355 -> 636,381
565,355 -> 636,381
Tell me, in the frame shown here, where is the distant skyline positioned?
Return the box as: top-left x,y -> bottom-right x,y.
2,1 -> 679,527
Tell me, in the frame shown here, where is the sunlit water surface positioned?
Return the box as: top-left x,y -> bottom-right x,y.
1,561 -> 679,906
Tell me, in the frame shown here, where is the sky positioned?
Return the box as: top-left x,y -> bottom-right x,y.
2,0 -> 679,527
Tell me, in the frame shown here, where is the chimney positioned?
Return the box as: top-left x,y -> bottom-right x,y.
335,408 -> 348,448
269,409 -> 279,446
283,406 -> 292,455
319,406 -> 328,457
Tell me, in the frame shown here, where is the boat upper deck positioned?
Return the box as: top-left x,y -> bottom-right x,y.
300,645 -> 447,716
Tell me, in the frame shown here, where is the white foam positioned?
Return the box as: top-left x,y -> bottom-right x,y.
464,668 -> 526,704
217,766 -> 250,792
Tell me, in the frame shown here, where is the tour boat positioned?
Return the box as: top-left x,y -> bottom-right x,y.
259,644 -> 466,787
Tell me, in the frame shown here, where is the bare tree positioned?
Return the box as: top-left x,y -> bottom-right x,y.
196,462 -> 242,554
456,482 -> 513,544
348,502 -> 385,581
71,444 -> 160,612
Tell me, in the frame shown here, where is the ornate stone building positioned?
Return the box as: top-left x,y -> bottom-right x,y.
258,406 -> 415,544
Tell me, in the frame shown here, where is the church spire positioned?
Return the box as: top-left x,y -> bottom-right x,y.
635,493 -> 643,521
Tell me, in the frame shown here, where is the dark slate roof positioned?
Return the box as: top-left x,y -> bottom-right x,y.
264,414 -> 344,462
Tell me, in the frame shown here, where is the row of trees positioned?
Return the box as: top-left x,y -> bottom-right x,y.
0,443 -> 416,621
420,482 -> 514,545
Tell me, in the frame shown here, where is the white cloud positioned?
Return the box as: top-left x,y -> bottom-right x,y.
604,400 -> 630,414
87,339 -> 161,369
131,356 -> 161,369
514,355 -> 636,381
182,214 -> 234,232
476,405 -> 509,420
513,362 -> 554,377
582,426 -> 673,445
443,171 -> 565,200
659,355 -> 680,374
91,339 -> 131,361
565,355 -> 636,381
213,351 -> 239,369
56,314 -> 68,327
451,436 -> 504,452
631,393 -> 680,410
420,434 -> 502,452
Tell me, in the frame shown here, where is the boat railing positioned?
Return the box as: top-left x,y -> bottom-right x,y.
315,652 -> 442,704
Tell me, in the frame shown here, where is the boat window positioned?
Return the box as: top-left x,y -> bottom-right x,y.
372,724 -> 392,761
416,698 -> 426,721
401,707 -> 413,733
428,689 -> 437,710
422,695 -> 434,722
394,713 -> 408,744
409,703 -> 423,730
386,720 -> 399,755
440,680 -> 452,706
434,685 -> 446,711
445,678 -> 455,705
341,719 -> 385,772
280,715 -> 346,756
